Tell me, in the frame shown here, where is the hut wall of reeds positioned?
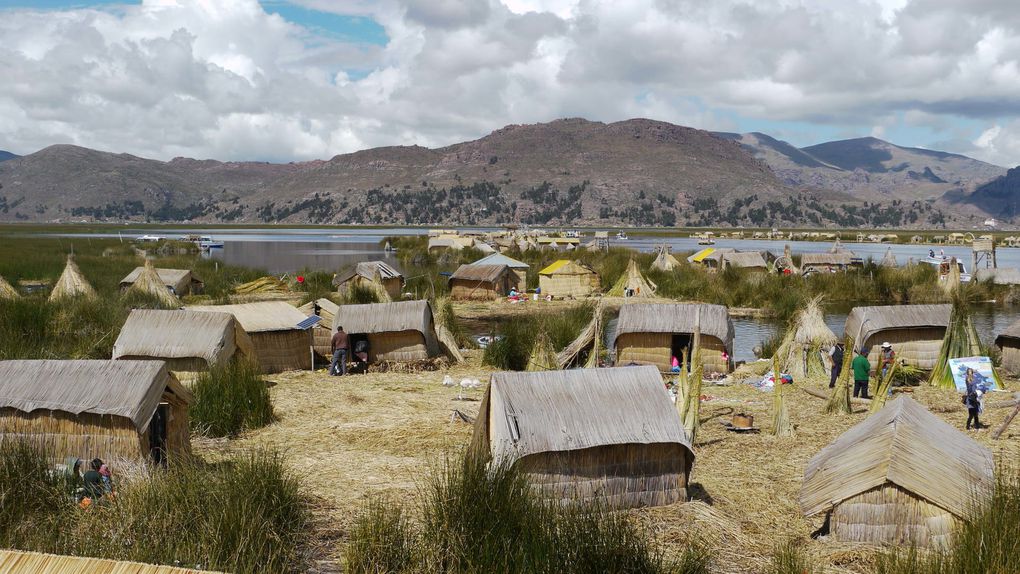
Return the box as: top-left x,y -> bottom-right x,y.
800,396 -> 993,549
614,303 -> 733,373
800,252 -> 853,274
0,549 -> 222,573
113,309 -> 255,371
189,302 -> 312,373
843,304 -> 951,369
471,366 -> 694,509
0,360 -> 192,465
119,266 -> 203,295
333,261 -> 403,301
448,264 -> 517,300
49,255 -> 97,301
332,300 -> 442,362
298,298 -> 340,360
537,260 -> 600,299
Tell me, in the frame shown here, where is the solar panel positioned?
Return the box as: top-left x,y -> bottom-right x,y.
295,315 -> 322,330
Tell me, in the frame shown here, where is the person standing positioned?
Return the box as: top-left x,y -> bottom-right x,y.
851,347 -> 871,399
828,342 -> 845,388
879,342 -> 896,380
964,368 -> 983,430
331,326 -> 349,376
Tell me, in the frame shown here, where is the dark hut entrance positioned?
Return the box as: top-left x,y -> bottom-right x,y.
149,403 -> 169,467
671,334 -> 693,370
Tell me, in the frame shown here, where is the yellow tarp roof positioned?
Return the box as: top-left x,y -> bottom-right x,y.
539,260 -> 572,275
690,248 -> 716,262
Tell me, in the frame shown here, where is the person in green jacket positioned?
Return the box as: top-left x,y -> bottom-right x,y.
851,347 -> 872,399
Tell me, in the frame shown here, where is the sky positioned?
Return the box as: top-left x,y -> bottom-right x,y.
1,0 -> 1019,167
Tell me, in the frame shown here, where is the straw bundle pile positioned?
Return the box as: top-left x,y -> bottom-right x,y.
651,244 -> 680,271
774,296 -> 838,380
127,260 -> 181,307
771,353 -> 793,436
870,361 -> 900,413
880,247 -> 898,267
928,298 -> 982,389
48,254 -> 97,301
678,325 -> 704,441
526,331 -> 559,371
0,274 -> 18,299
556,301 -> 603,369
940,258 -> 962,294
233,276 -> 289,295
607,259 -> 657,297
825,337 -> 854,415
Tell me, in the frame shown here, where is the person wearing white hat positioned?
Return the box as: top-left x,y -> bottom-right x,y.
879,342 -> 896,381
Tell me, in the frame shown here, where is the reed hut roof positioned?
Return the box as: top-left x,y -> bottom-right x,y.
801,252 -> 853,266
0,274 -> 18,299
476,366 -> 693,464
126,260 -> 181,307
723,251 -> 768,269
112,309 -> 253,366
651,245 -> 680,271
332,299 -> 434,335
473,252 -> 529,269
975,267 -> 1020,285
48,255 -> 97,301
607,259 -> 657,296
119,266 -> 197,292
880,247 -> 898,267
800,396 -> 993,519
332,261 -> 403,287
538,259 -> 595,276
449,264 -> 511,283
687,247 -> 734,264
298,298 -> 339,326
188,301 -> 309,333
614,303 -> 733,348
0,549 -> 223,573
844,304 -> 952,345
0,359 -> 191,432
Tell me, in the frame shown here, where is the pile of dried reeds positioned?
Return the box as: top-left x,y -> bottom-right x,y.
48,255 -> 97,301
233,276 -> 289,296
677,324 -> 704,441
606,259 -> 657,297
0,275 -> 18,299
771,352 -> 793,436
928,297 -> 982,389
526,331 -> 559,371
126,259 -> 181,308
368,357 -> 450,373
774,296 -> 838,380
432,296 -> 465,363
555,301 -> 603,369
870,360 -> 899,413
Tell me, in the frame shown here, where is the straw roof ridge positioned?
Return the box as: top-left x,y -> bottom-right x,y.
0,549 -> 223,573
332,260 -> 403,286
188,301 -> 309,332
614,303 -> 733,348
298,298 -> 340,325
538,259 -> 595,276
482,366 -> 692,459
332,299 -> 434,335
844,304 -> 952,346
112,309 -> 243,366
0,360 -> 191,431
800,396 -> 994,519
450,263 -> 511,283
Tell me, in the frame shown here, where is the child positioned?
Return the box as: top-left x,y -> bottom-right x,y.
671,355 -> 680,373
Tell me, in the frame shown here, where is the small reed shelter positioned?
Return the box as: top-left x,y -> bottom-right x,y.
332,300 -> 443,363
607,259 -> 657,297
120,260 -> 181,307
120,265 -> 203,296
113,309 -> 255,371
995,317 -> 1020,374
470,366 -> 694,508
333,261 -> 404,301
800,252 -> 854,275
448,264 -> 518,300
537,260 -> 600,299
800,396 -> 993,548
473,252 -> 529,287
0,360 -> 192,465
298,297 -> 340,361
49,254 -> 97,301
614,303 -> 733,373
189,302 -> 312,373
651,244 -> 680,271
843,304 -> 951,369
0,549 -> 222,573
721,251 -> 768,272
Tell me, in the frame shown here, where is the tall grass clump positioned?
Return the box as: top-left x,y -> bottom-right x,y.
483,316 -> 537,370
0,440 -> 67,548
0,296 -> 127,360
434,295 -> 474,348
341,282 -> 382,304
875,471 -> 1020,574
294,269 -> 336,304
347,452 -> 709,574
767,539 -> 817,574
190,360 -> 274,437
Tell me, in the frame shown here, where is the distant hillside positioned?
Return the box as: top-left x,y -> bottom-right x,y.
948,166 -> 1020,218
720,133 -> 1005,202
0,151 -> 18,162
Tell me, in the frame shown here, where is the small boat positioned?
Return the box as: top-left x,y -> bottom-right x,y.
616,231 -> 629,240
697,237 -> 715,245
137,234 -> 163,242
197,236 -> 224,249
564,230 -> 581,239
475,335 -> 503,349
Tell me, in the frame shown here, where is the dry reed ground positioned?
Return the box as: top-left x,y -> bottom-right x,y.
193,347 -> 1020,574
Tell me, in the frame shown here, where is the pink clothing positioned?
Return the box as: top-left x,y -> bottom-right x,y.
671,356 -> 680,368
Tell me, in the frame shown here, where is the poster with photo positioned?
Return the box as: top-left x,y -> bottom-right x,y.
947,356 -> 1001,393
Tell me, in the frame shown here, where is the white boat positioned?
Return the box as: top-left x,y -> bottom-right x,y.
616,231 -> 629,240
137,234 -> 163,242
920,256 -> 971,282
564,230 -> 581,239
475,335 -> 503,349
197,236 -> 224,249
697,237 -> 715,245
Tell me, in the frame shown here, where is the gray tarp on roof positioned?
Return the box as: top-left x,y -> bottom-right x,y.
843,304 -> 952,345
479,366 -> 693,462
332,261 -> 403,287
613,303 -> 733,349
450,264 -> 510,283
0,359 -> 191,431
975,267 -> 1020,285
332,299 -> 434,335
112,309 -> 243,366
188,301 -> 308,333
119,267 -> 197,292
800,396 -> 993,519
473,252 -> 529,269
801,252 -> 853,266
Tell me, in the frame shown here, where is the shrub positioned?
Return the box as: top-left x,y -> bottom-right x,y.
767,539 -> 817,574
0,440 -> 66,548
482,317 -> 538,370
190,360 -> 275,437
347,497 -> 415,574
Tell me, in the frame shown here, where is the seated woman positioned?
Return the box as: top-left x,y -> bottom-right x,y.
671,355 -> 681,373
81,458 -> 105,502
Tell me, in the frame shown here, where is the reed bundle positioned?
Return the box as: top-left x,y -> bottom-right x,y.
679,325 -> 703,442
771,352 -> 793,436
126,259 -> 181,308
870,361 -> 900,413
774,295 -> 838,380
526,331 -> 559,371
826,336 -> 854,415
928,298 -> 981,389
48,255 -> 97,301
233,276 -> 289,295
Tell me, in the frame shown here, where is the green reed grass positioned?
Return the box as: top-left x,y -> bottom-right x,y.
340,282 -> 382,305
190,360 -> 275,438
767,539 -> 817,574
482,305 -> 593,370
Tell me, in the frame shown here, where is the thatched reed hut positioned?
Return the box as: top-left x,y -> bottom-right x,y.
122,260 -> 181,307
722,251 -> 768,271
470,366 -> 694,508
473,252 -> 529,287
844,304 -> 951,369
333,261 -> 403,301
120,265 -> 203,296
537,260 -> 600,299
49,254 -> 97,301
800,396 -> 993,548
994,317 -> 1020,374
607,259 -> 657,297
332,300 -> 442,362
428,236 -> 474,251
614,303 -> 733,373
448,264 -> 518,300
298,298 -> 340,361
189,302 -> 312,373
0,274 -> 18,299
651,244 -> 680,271
800,252 -> 854,275
880,247 -> 898,267
113,309 -> 255,371
0,549 -> 221,573
0,360 -> 192,465
687,247 -> 733,270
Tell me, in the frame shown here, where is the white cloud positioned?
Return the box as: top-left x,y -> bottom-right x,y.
0,0 -> 1019,165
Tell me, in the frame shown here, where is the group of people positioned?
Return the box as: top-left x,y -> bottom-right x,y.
71,457 -> 113,506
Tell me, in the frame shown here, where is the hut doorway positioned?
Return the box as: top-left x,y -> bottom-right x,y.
349,334 -> 371,373
671,334 -> 693,369
149,403 -> 169,467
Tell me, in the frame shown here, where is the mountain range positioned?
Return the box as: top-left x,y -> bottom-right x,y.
0,118 -> 1015,228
